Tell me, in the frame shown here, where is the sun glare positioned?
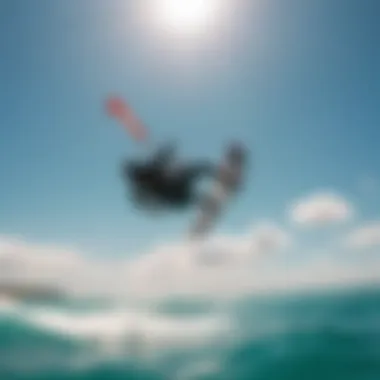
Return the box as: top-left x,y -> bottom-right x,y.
155,0 -> 222,35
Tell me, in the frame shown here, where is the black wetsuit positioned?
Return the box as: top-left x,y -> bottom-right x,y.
123,146 -> 213,209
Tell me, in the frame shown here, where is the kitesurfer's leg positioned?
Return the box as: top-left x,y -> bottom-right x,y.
189,184 -> 226,238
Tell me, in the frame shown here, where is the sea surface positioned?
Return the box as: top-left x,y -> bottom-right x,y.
0,286 -> 379,380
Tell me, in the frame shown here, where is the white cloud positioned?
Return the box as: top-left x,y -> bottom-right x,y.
0,236 -> 85,284
0,235 -> 122,297
194,223 -> 292,268
345,222 -> 380,250
250,223 -> 292,252
290,192 -> 353,226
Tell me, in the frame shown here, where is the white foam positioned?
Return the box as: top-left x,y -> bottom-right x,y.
22,306 -> 232,355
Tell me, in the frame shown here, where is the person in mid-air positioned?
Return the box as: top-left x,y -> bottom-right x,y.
122,143 -> 214,210
107,96 -> 249,237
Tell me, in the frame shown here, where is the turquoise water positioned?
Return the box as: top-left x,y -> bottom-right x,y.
0,286 -> 379,380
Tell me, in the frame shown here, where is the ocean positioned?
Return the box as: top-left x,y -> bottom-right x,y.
0,285 -> 379,380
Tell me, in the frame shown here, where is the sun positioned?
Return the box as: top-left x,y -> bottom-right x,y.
154,0 -> 221,35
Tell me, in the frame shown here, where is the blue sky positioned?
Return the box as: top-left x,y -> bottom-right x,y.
1,0 -> 379,258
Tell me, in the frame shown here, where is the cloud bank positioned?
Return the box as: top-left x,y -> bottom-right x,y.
1,217 -> 378,302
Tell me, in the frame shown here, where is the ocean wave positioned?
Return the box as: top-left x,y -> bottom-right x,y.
0,300 -> 233,377
0,288 -> 379,380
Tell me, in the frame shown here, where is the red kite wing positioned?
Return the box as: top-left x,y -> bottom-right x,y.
106,96 -> 148,142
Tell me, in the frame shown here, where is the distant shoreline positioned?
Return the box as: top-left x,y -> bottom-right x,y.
0,282 -> 65,302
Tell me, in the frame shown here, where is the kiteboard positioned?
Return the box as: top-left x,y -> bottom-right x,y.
188,143 -> 247,239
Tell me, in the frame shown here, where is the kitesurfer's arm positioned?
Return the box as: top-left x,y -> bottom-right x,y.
150,144 -> 176,168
